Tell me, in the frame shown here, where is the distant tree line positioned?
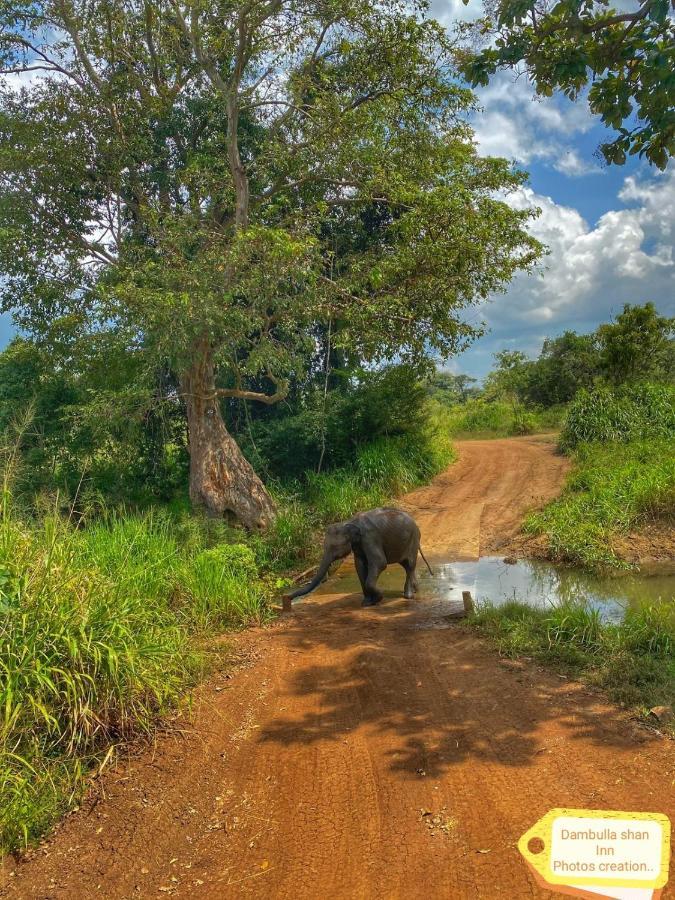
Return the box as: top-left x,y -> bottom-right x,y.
433,303 -> 674,409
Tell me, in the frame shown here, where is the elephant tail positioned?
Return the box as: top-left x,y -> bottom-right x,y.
419,546 -> 434,577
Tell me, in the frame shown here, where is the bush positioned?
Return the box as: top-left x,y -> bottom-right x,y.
561,383 -> 675,450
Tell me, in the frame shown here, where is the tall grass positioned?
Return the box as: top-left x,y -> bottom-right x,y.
561,383 -> 675,450
469,599 -> 675,723
444,399 -> 566,438
0,495 -> 195,849
0,491 -> 277,851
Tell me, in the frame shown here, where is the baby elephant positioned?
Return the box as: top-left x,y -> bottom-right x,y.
286,507 -> 433,606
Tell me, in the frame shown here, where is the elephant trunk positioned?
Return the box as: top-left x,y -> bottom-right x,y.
286,554 -> 333,600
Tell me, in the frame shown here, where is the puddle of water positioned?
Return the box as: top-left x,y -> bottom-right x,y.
322,556 -> 675,622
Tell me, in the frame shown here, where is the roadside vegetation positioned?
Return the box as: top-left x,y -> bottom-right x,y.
469,599 -> 675,734
526,386 -> 675,569
0,364 -> 454,851
464,305 -> 674,730
436,304 -> 674,568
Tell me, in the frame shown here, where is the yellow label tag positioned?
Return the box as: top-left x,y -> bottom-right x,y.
519,809 -> 671,893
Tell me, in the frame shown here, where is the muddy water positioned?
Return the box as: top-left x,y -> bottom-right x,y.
319,555 -> 675,622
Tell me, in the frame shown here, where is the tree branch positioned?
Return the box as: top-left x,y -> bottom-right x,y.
215,383 -> 288,404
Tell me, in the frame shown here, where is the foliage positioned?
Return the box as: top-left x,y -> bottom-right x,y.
483,304 -> 673,410
0,338 -> 188,503
240,365 -> 432,479
561,382 -> 675,449
469,599 -> 675,726
596,302 -> 674,384
483,350 -> 533,400
428,371 -> 480,404
526,437 -> 675,568
459,0 -> 675,168
442,397 -> 565,437
524,332 -> 601,406
0,0 -> 543,521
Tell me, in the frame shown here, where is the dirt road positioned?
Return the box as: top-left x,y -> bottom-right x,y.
3,436 -> 674,899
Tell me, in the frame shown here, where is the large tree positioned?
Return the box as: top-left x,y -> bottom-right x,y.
459,0 -> 674,168
0,0 -> 542,527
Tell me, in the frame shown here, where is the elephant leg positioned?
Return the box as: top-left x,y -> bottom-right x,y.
354,551 -> 369,600
362,552 -> 386,607
402,553 -> 419,599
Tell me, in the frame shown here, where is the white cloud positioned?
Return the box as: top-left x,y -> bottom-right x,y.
554,149 -> 600,178
456,166 -> 675,376
470,72 -> 601,172
428,0 -> 484,25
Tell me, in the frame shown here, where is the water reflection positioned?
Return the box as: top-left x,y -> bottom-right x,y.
325,556 -> 675,623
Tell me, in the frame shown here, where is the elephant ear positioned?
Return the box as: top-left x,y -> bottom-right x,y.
344,521 -> 362,547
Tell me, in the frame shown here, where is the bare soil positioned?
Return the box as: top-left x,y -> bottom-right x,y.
2,436 -> 673,900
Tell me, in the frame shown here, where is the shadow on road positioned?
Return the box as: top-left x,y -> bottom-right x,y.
258,585 -> 653,779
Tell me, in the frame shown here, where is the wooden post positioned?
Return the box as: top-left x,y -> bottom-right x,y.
282,594 -> 293,613
462,591 -> 474,616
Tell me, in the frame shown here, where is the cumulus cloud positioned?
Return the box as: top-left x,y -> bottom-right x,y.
470,72 -> 602,173
454,165 -> 675,376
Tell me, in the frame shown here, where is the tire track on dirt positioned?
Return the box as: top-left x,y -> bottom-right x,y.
2,435 -> 673,900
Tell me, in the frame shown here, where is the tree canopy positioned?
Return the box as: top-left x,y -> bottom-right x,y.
0,0 -> 543,525
459,0 -> 675,168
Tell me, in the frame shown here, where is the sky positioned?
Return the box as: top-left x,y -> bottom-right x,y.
428,0 -> 675,380
0,3 -> 673,379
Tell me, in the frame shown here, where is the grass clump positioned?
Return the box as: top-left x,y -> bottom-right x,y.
469,599 -> 675,726
561,382 -> 675,450
0,495 -> 200,851
525,438 -> 675,569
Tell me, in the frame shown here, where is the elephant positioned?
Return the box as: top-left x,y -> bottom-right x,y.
285,507 -> 433,606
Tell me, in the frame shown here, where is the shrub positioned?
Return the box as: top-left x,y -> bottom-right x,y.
561,383 -> 675,450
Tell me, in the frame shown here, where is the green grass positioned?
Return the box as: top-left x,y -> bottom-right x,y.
444,399 -> 566,438
525,438 -> 675,569
0,494 -> 278,852
561,382 -> 675,451
469,599 -> 675,728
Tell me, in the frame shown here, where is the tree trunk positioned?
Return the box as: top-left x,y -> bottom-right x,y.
180,341 -> 276,529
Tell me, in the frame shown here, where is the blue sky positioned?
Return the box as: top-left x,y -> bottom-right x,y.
428,0 -> 675,380
1,4 -> 673,381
